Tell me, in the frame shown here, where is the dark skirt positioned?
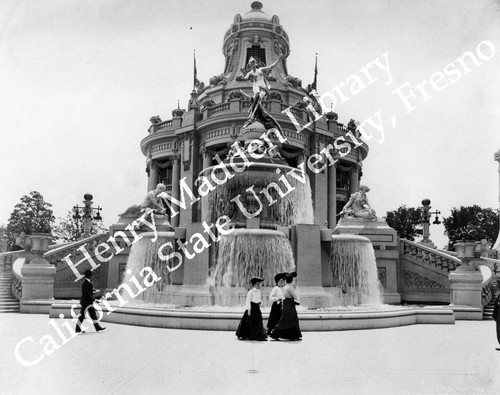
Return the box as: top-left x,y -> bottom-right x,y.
266,301 -> 282,335
236,302 -> 267,341
270,298 -> 302,340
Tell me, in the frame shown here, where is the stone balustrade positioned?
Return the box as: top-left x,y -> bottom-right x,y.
149,119 -> 174,134
401,239 -> 462,272
207,102 -> 231,117
44,233 -> 109,267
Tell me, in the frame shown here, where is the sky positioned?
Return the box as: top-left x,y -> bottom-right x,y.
1,0 -> 499,249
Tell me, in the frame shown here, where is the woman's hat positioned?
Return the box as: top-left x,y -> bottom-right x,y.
250,277 -> 264,285
284,271 -> 297,280
274,273 -> 285,284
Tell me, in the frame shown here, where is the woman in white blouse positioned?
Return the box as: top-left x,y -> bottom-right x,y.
270,272 -> 302,341
267,273 -> 285,335
235,277 -> 267,341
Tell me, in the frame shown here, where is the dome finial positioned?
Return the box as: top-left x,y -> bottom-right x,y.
251,1 -> 263,11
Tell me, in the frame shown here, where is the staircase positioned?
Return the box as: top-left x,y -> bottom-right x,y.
0,265 -> 19,313
483,280 -> 499,320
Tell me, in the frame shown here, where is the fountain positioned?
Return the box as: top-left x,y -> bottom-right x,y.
48,2 -> 457,331
329,234 -> 383,306
120,232 -> 175,304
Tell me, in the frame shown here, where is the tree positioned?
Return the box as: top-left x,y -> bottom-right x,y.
385,205 -> 423,241
52,210 -> 108,243
443,205 -> 499,250
5,191 -> 55,249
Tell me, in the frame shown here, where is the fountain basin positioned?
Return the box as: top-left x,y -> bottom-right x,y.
49,301 -> 455,331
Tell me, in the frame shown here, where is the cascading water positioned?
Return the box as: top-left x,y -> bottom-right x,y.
121,232 -> 175,303
330,234 -> 383,306
200,162 -> 314,227
208,228 -> 296,306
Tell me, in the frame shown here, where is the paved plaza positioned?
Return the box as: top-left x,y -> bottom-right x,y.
1,313 -> 499,395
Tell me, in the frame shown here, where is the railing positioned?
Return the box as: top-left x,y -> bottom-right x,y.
45,233 -> 109,265
207,102 -> 231,118
11,257 -> 24,301
480,265 -> 494,307
481,256 -> 500,276
149,119 -> 174,133
280,104 -> 303,120
1,251 -> 22,301
0,252 -> 14,271
400,239 -> 462,272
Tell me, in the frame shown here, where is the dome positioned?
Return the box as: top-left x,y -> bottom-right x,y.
242,1 -> 272,22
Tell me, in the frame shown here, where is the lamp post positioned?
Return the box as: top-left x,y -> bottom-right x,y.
72,193 -> 102,239
419,198 -> 441,248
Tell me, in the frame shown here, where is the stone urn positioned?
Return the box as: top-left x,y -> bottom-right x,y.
454,241 -> 477,270
29,233 -> 53,257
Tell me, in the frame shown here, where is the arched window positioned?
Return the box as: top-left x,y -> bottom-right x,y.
246,45 -> 266,66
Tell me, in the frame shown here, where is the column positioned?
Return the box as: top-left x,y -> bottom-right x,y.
148,162 -> 158,191
327,162 -> 337,229
494,150 -> 500,250
202,151 -> 212,170
350,165 -> 359,194
171,156 -> 181,228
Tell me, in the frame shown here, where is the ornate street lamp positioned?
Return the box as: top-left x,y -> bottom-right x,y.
72,193 -> 102,239
419,199 -> 441,248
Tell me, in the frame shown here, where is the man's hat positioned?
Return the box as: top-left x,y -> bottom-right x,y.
84,270 -> 93,278
250,277 -> 264,285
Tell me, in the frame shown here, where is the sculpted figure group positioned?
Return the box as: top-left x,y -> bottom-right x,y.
340,185 -> 378,220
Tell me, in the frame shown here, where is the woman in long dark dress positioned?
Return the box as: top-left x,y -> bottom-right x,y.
267,273 -> 285,335
270,272 -> 302,341
236,277 -> 267,341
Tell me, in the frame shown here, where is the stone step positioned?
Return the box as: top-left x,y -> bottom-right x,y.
0,308 -> 20,313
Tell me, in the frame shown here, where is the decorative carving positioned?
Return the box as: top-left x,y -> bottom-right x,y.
347,119 -> 359,132
404,270 -> 446,288
229,90 -> 244,100
325,111 -> 338,121
202,99 -> 216,108
241,22 -> 273,31
250,34 -> 261,44
285,75 -> 302,88
225,37 -> 240,73
146,148 -> 152,175
209,74 -> 226,86
172,107 -> 185,118
150,115 -> 162,124
268,90 -> 282,101
182,132 -> 194,171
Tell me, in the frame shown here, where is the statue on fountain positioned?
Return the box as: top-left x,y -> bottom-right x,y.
340,185 -> 378,220
119,183 -> 171,228
240,55 -> 284,134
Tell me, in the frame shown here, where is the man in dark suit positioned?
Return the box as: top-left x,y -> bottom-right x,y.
493,293 -> 500,351
75,270 -> 106,333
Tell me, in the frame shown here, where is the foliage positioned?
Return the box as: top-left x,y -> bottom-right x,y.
52,210 -> 108,243
385,205 -> 423,241
443,205 -> 499,250
5,191 -> 55,249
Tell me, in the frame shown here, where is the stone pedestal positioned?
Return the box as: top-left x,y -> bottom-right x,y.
176,222 -> 211,305
449,269 -> 483,307
291,224 -> 331,307
20,257 -> 56,313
